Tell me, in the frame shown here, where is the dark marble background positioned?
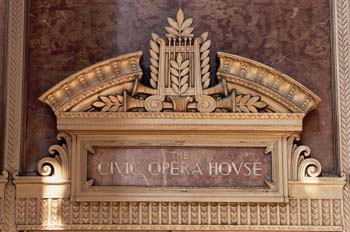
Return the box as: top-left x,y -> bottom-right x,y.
26,0 -> 335,174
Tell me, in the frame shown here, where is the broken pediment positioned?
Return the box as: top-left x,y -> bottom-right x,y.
39,9 -> 320,115
26,9 -> 346,204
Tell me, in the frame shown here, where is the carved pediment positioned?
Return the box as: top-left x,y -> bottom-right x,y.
31,9 -> 343,204
10,6 -> 348,232
39,9 -> 320,115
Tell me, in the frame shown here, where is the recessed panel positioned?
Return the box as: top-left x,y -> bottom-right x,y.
87,146 -> 271,188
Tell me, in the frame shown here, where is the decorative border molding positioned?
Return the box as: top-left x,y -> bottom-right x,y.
2,1 -> 27,232
38,52 -> 143,113
333,0 -> 350,232
15,198 -> 343,231
1,0 -> 349,232
3,0 -> 25,174
72,135 -> 285,202
56,112 -> 305,119
16,225 -> 343,232
217,52 -> 321,114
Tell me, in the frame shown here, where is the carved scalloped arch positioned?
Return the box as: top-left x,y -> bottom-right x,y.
217,52 -> 321,113
39,52 -> 143,113
39,51 -> 320,114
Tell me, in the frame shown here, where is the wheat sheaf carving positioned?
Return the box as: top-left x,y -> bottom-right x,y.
170,53 -> 190,95
92,95 -> 124,112
39,8 -> 321,115
149,33 -> 160,88
235,95 -> 267,113
166,9 -> 194,38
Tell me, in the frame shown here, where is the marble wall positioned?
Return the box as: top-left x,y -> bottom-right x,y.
26,0 -> 335,174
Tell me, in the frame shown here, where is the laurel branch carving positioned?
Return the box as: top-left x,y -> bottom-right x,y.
235,94 -> 267,113
4,183 -> 16,232
3,1 -> 27,232
38,9 -> 320,114
170,53 -> 190,95
217,53 -> 321,114
92,95 -> 124,112
335,1 -> 350,232
4,0 -> 25,175
166,9 -> 194,38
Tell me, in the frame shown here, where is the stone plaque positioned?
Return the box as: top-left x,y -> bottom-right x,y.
87,146 -> 271,188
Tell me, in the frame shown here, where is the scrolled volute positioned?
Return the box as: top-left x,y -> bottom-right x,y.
298,158 -> 322,180
37,133 -> 71,180
288,134 -> 322,181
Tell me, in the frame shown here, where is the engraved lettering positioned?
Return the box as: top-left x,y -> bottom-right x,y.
97,162 -> 109,176
91,147 -> 270,187
113,162 -> 122,174
219,162 -> 232,176
209,162 -> 218,175
183,152 -> 189,160
243,162 -> 252,176
148,162 -> 161,175
192,163 -> 204,175
171,151 -> 190,160
232,162 -> 243,174
180,162 -> 190,175
253,162 -> 262,176
170,162 -> 179,175
162,162 -> 170,174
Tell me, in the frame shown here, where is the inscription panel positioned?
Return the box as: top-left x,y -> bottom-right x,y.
75,134 -> 286,202
87,146 -> 271,188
